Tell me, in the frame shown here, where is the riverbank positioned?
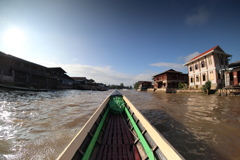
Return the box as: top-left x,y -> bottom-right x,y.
147,88 -> 203,93
0,82 -> 108,92
147,88 -> 240,96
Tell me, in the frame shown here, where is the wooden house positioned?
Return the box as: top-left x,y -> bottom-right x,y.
152,69 -> 188,92
0,51 -> 72,90
71,77 -> 88,84
225,60 -> 240,86
137,81 -> 153,91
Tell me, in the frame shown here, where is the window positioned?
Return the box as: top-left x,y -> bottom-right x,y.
195,64 -> 198,70
208,58 -> 212,65
201,61 -> 205,68
210,71 -> 214,80
218,72 -> 221,79
196,76 -> 199,82
203,74 -> 206,81
190,77 -> 194,83
189,66 -> 192,71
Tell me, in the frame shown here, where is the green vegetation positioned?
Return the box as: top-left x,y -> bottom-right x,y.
134,81 -> 140,90
120,83 -> 124,89
202,80 -> 211,94
108,83 -> 132,89
178,82 -> 188,89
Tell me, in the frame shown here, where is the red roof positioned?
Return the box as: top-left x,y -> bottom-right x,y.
184,45 -> 232,66
188,45 -> 219,62
153,69 -> 184,77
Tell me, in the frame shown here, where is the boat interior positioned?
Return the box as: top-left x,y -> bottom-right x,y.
71,99 -> 165,160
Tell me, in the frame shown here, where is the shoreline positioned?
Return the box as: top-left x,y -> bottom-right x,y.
147,88 -> 203,93
147,88 -> 240,96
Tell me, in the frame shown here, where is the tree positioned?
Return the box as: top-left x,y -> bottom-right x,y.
120,83 -> 124,89
178,82 -> 187,89
134,82 -> 140,90
202,80 -> 211,95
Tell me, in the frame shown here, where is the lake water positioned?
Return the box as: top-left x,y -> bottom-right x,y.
0,89 -> 240,160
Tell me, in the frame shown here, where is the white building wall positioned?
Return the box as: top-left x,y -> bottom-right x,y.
187,54 -> 221,89
185,46 -> 231,89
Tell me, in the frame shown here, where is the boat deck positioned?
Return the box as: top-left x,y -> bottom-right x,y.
96,113 -> 141,160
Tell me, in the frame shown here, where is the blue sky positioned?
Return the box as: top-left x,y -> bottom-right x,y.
1,0 -> 240,86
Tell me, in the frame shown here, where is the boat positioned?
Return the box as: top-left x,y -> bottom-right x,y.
57,90 -> 184,160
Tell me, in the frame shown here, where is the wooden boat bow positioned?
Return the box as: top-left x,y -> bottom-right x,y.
57,90 -> 184,160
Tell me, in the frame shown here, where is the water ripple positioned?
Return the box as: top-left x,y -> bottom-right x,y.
1,89 -> 240,159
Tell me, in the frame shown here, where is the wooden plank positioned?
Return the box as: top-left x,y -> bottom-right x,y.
101,146 -> 108,160
97,117 -> 111,160
105,115 -> 114,159
96,113 -> 141,160
109,116 -> 114,159
107,115 -> 114,145
117,115 -> 123,157
123,114 -> 139,160
123,117 -> 134,159
82,108 -> 110,160
113,115 -> 117,159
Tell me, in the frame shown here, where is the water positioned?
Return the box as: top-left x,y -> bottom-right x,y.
0,89 -> 240,160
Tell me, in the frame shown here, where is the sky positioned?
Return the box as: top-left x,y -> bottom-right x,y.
0,0 -> 240,86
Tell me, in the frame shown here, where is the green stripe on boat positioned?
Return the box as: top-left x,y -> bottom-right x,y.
125,107 -> 155,160
82,108 -> 109,160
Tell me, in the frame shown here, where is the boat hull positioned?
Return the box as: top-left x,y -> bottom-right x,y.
57,90 -> 184,160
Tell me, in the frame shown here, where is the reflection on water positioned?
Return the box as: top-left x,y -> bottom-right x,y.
0,89 -> 240,160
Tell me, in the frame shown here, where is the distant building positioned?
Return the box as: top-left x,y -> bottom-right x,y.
71,77 -> 88,89
225,60 -> 240,86
71,77 -> 88,84
0,51 -> 73,90
137,81 -> 152,91
184,46 -> 232,89
71,77 -> 108,91
152,69 -> 188,92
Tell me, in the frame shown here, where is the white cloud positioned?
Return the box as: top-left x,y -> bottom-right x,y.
29,51 -> 200,87
35,52 -> 201,86
64,64 -> 154,86
72,58 -> 79,62
185,7 -> 209,26
33,60 -> 153,86
150,62 -> 185,70
184,51 -> 200,62
150,51 -> 201,72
